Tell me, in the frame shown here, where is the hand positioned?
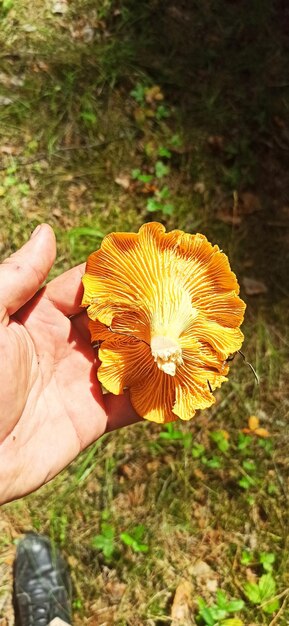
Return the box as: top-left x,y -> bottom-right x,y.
0,224 -> 139,505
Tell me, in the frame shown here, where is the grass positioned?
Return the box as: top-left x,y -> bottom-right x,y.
1,0 -> 289,624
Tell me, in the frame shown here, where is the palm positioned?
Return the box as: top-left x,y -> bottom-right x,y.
0,289 -> 107,503
0,226 -> 139,504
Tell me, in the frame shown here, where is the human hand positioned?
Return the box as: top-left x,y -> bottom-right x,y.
0,224 -> 139,505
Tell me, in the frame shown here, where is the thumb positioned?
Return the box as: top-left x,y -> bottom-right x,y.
0,224 -> 56,324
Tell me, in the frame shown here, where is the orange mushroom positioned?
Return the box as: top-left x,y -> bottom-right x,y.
82,222 -> 246,423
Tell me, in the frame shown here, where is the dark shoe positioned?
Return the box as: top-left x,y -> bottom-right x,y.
13,532 -> 72,626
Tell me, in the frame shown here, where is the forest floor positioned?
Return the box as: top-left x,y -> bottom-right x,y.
0,1 -> 289,624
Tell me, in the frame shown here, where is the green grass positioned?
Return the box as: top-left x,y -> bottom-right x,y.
1,0 -> 289,624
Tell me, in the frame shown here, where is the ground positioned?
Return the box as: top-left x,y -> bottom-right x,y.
0,1 -> 289,624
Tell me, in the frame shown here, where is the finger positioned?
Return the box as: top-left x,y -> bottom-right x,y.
103,390 -> 142,432
44,262 -> 86,316
0,224 -> 56,324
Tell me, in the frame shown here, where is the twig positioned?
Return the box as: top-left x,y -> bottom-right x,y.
260,586 -> 289,607
267,589 -> 289,626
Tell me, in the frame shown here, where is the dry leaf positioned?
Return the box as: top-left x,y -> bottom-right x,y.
127,482 -> 146,506
249,415 -> 259,431
254,428 -> 270,438
145,85 -> 164,104
207,135 -> 225,150
114,174 -> 130,190
243,415 -> 270,438
240,192 -> 262,214
194,181 -> 206,195
243,277 -> 268,295
190,560 -> 218,592
106,580 -> 126,600
51,0 -> 68,14
0,145 -> 20,155
0,97 -> 13,106
217,210 -> 242,225
171,580 -> 194,625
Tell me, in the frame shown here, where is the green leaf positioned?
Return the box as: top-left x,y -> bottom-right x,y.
91,523 -> 115,559
243,582 -> 261,604
4,175 -> 17,187
131,168 -> 153,183
120,532 -> 148,553
238,475 -> 256,490
2,0 -> 14,11
237,433 -> 252,451
210,431 -> 230,453
242,459 -> 256,472
216,589 -> 229,609
157,185 -> 170,199
225,600 -> 244,612
202,455 -> 222,469
162,203 -> 174,215
156,104 -> 170,119
155,160 -> 170,178
131,168 -> 141,179
80,111 -> 97,125
158,146 -> 172,158
258,573 -> 276,600
170,133 -> 183,147
192,443 -> 205,458
220,617 -> 244,626
18,183 -> 30,196
240,550 -> 253,566
262,598 -> 280,615
210,606 -> 228,621
259,552 -> 275,572
131,524 -> 146,542
146,197 -> 161,212
197,602 -> 216,626
130,83 -> 146,104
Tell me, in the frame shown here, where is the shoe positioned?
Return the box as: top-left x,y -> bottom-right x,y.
13,532 -> 72,626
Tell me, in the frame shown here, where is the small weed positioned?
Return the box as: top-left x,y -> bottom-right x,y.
158,423 -> 192,449
192,442 -> 206,459
210,430 -> 230,454
197,589 -> 244,625
120,524 -> 149,553
91,521 -> 116,561
243,573 -> 280,615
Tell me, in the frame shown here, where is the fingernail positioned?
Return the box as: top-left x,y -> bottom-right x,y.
30,224 -> 42,239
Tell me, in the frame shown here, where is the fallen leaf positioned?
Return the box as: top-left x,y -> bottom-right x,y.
145,85 -> 164,104
190,560 -> 219,592
0,97 -> 13,106
243,277 -> 268,295
114,174 -> 130,190
0,72 -> 24,87
193,181 -> 206,195
171,580 -> 195,625
254,428 -> 270,438
207,135 -> 225,150
217,210 -> 242,225
248,415 -> 259,431
106,580 -> 126,600
240,192 -> 262,214
127,482 -> 146,506
243,415 -> 270,438
22,24 -> 37,32
0,145 -> 20,155
193,467 -> 206,480
51,0 -> 68,14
